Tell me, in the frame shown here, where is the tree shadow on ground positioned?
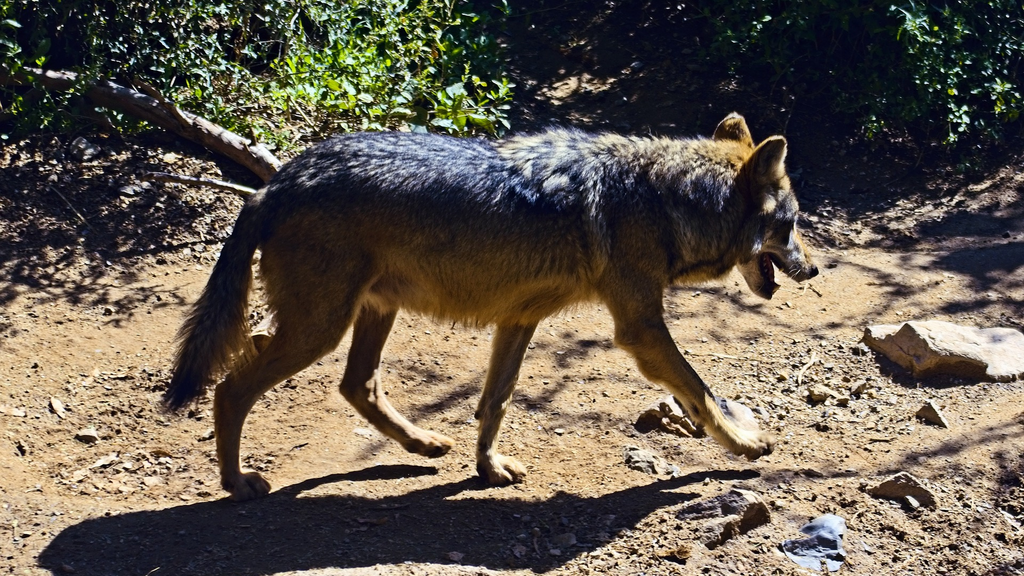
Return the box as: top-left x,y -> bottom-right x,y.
37,465 -> 758,576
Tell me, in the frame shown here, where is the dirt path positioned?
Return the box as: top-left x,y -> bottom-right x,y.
2,218 -> 1023,575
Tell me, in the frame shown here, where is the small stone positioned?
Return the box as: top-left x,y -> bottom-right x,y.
635,395 -> 702,437
782,515 -> 847,572
718,397 -> 760,432
623,446 -> 675,476
445,551 -> 464,562
551,532 -> 577,548
867,471 -> 937,508
197,429 -> 215,441
143,476 -> 163,487
75,427 -> 100,444
808,385 -> 836,403
553,428 -> 565,435
11,407 -> 26,417
89,452 -> 119,469
50,397 -> 67,419
915,400 -> 950,428
678,489 -> 771,549
353,427 -> 375,438
70,137 -> 101,161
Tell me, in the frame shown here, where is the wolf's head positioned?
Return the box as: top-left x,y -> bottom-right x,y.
714,113 -> 819,300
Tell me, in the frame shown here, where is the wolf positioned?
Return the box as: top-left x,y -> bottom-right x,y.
165,113 -> 818,501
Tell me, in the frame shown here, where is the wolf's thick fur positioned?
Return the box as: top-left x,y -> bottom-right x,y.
166,113 -> 818,501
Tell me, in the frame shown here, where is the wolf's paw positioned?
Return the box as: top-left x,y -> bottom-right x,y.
405,430 -> 455,458
477,453 -> 527,485
223,471 -> 272,501
731,430 -> 775,461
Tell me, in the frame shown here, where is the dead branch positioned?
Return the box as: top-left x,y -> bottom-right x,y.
140,172 -> 258,197
2,67 -> 282,183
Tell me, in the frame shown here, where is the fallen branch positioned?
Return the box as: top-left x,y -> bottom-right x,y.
2,67 -> 282,182
141,172 -> 258,197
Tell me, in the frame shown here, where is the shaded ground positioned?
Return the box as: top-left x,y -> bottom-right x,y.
2,2 -> 1024,575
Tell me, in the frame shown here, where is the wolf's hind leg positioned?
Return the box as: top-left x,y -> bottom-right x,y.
339,306 -> 454,458
215,304 -> 353,501
475,323 -> 537,485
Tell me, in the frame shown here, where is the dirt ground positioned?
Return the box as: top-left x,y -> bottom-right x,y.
2,2 -> 1024,575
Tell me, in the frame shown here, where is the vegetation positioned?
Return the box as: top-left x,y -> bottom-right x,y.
698,0 -> 1023,144
2,0 -> 1021,147
0,0 -> 513,144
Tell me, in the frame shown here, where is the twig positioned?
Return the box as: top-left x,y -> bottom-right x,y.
796,350 -> 818,386
141,172 -> 258,197
46,185 -> 91,228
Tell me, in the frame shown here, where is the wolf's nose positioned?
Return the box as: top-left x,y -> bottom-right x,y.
808,265 -> 819,279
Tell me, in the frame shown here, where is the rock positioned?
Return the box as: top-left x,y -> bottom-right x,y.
89,452 -> 119,469
863,321 -> 1024,382
717,397 -> 760,431
808,385 -> 836,404
915,400 -> 950,428
353,427 -> 375,438
70,137 -> 101,161
50,397 -> 66,419
867,471 -> 937,508
445,551 -> 464,562
550,532 -> 577,548
635,395 -> 703,437
623,446 -> 677,476
75,427 -> 100,444
781,514 -> 847,572
677,489 -> 771,549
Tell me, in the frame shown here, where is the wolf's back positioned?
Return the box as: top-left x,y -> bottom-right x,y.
164,195 -> 265,410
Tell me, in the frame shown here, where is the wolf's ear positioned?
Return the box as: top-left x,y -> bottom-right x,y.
748,136 -> 787,183
713,113 -> 754,148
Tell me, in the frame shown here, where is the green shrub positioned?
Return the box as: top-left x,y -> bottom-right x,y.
698,0 -> 1023,143
0,0 -> 512,142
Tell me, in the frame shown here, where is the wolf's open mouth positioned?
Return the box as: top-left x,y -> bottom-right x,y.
759,253 -> 780,294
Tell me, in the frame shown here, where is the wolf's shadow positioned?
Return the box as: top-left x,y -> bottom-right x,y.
38,465 -> 757,575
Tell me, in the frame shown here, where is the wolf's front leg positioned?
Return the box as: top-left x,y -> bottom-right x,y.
607,296 -> 774,460
475,323 -> 538,484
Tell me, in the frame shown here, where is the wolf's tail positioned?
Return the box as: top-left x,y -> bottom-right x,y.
164,195 -> 265,411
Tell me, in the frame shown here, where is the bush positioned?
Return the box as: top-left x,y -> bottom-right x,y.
0,0 -> 513,143
698,0 -> 1023,143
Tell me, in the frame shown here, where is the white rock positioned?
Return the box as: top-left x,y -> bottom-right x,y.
863,321 -> 1024,382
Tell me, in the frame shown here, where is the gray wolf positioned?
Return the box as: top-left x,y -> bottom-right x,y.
165,113 -> 818,501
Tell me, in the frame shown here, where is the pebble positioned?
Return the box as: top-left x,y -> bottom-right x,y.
551,532 -> 577,548
50,397 -> 66,419
808,385 -> 836,403
915,400 -> 950,428
75,427 -> 100,444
